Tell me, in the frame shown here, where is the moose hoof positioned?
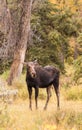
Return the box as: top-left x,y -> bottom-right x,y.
29,107 -> 32,111
44,106 -> 47,110
36,107 -> 38,110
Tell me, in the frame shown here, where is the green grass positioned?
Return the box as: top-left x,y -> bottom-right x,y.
0,71 -> 9,81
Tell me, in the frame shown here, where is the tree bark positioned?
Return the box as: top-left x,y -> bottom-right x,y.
7,0 -> 32,85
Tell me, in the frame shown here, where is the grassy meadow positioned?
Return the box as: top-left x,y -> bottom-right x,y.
0,64 -> 82,130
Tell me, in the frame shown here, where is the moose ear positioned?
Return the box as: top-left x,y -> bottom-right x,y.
34,59 -> 38,63
22,62 -> 28,66
33,59 -> 38,65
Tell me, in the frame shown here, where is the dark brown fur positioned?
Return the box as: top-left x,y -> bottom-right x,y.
26,61 -> 60,110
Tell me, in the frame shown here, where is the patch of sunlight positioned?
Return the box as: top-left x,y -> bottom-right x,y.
71,126 -> 77,130
43,124 -> 57,130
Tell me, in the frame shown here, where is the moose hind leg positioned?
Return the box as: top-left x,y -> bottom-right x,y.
53,83 -> 60,109
44,86 -> 51,110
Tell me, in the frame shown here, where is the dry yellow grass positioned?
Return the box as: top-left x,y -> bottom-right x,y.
49,0 -> 82,13
1,97 -> 81,130
0,64 -> 82,130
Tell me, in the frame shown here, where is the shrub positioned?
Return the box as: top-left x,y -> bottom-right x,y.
0,97 -> 10,129
13,75 -> 28,100
73,56 -> 82,84
42,110 -> 82,130
66,57 -> 74,65
63,86 -> 82,101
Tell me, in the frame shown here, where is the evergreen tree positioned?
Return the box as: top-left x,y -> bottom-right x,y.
27,0 -> 79,71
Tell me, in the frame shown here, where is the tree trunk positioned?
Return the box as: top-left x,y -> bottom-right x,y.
7,0 -> 32,85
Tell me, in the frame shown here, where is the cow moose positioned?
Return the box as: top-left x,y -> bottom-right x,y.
24,61 -> 60,110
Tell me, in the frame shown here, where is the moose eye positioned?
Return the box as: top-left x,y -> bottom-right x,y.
28,66 -> 31,69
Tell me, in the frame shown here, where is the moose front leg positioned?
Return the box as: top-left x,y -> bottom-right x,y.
35,87 -> 39,109
28,87 -> 32,110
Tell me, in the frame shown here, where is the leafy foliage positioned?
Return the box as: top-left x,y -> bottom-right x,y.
27,0 -> 80,71
0,0 -> 82,75
73,56 -> 82,83
77,33 -> 82,56
63,86 -> 82,100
